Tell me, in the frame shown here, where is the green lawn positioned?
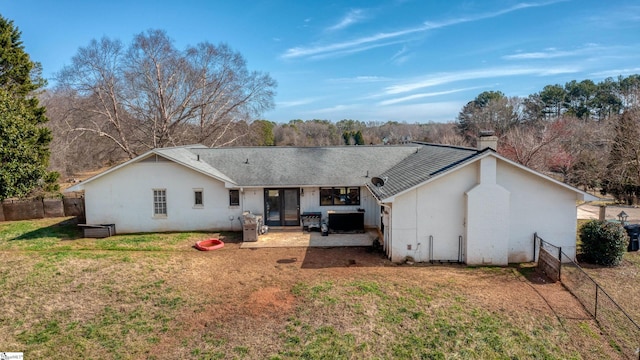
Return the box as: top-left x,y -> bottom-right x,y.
0,217 -> 622,359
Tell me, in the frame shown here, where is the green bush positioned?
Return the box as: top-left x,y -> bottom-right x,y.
579,220 -> 628,266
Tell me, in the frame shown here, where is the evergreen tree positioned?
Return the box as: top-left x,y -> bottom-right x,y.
353,130 -> 364,145
0,15 -> 56,199
251,120 -> 275,146
602,109 -> 640,204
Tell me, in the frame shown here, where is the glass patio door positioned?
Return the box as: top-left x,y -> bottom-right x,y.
265,188 -> 300,226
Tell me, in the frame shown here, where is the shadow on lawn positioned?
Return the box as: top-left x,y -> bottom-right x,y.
10,217 -> 82,241
299,246 -> 391,269
515,263 -> 554,284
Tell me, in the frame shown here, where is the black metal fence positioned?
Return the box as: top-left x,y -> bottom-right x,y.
534,233 -> 640,359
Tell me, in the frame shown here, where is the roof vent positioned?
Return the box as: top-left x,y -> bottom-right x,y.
197,154 -> 200,161
371,176 -> 386,187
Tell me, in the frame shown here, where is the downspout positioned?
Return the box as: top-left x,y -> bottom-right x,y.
415,188 -> 420,261
240,187 -> 245,214
238,187 -> 245,231
381,203 -> 392,261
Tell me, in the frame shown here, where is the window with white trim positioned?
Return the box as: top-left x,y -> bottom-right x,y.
153,189 -> 167,216
194,189 -> 203,207
229,189 -> 240,206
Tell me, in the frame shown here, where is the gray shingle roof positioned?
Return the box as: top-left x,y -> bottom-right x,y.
187,146 -> 422,187
366,143 -> 481,200
155,147 -> 237,185
153,143 -> 483,198
68,143 -> 596,202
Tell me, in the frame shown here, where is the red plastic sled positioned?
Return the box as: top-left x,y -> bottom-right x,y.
195,238 -> 224,251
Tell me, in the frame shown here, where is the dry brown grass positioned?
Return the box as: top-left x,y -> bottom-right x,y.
580,251 -> 640,321
0,218 -> 627,359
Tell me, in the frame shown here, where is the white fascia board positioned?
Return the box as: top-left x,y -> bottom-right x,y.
64,148 -> 159,192
65,147 -> 238,192
487,152 -> 599,201
374,151 -> 598,202
162,156 -> 236,185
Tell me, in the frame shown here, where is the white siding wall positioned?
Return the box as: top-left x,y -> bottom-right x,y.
298,187 -> 379,227
390,165 -> 476,263
85,163 -> 381,233
497,160 -> 579,262
240,188 -> 264,218
388,156 -> 580,264
465,157 -> 510,265
84,161 -> 243,233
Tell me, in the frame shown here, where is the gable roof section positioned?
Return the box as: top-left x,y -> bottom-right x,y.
66,142 -> 598,203
155,147 -> 236,184
367,145 -> 598,202
366,143 -> 480,200
189,145 -> 420,187
66,145 -> 236,192
66,144 -> 423,191
489,151 -> 598,201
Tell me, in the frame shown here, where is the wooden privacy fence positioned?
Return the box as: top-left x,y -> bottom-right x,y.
0,197 -> 85,222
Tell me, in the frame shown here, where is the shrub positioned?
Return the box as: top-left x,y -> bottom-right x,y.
579,220 -> 628,266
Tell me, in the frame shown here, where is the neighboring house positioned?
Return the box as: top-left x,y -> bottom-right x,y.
67,136 -> 597,265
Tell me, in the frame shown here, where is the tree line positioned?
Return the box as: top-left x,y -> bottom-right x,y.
40,27 -> 640,204
51,73 -> 640,203
2,12 -> 640,204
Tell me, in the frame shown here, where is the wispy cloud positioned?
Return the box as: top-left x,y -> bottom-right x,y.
311,104 -> 358,114
327,9 -> 366,31
354,102 -> 466,122
282,1 -> 564,60
328,75 -> 391,83
590,67 -> 640,79
299,101 -> 464,122
586,5 -> 640,28
391,46 -> 410,65
277,98 -> 320,108
379,86 -> 486,106
384,66 -> 580,95
503,45 -> 600,60
422,1 -> 566,30
282,27 -> 424,59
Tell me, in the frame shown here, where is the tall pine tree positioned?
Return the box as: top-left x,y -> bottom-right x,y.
0,15 -> 57,199
603,109 -> 640,204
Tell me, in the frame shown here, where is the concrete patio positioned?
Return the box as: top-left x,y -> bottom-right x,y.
240,228 -> 379,249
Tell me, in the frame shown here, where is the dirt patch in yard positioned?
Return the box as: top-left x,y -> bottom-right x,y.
141,243 -> 620,359
245,286 -> 295,316
0,226 -> 625,359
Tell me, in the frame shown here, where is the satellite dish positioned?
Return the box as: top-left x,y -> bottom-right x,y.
371,177 -> 385,187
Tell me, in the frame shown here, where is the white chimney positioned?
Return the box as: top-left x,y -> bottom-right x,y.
478,130 -> 498,151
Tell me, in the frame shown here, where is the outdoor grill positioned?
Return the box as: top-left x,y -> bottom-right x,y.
301,212 -> 322,232
241,212 -> 264,242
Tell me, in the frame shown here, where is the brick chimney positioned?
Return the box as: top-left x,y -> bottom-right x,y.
478,130 -> 498,151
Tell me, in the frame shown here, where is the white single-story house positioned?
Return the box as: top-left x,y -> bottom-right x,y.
67,136 -> 597,265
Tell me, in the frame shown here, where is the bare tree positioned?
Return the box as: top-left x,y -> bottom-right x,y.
427,123 -> 470,147
56,30 -> 276,159
42,89 -> 126,176
500,117 -> 575,173
272,120 -> 341,146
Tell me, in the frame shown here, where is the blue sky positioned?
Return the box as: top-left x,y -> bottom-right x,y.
3,0 -> 640,123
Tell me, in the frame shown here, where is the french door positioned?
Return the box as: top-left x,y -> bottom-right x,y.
264,188 -> 300,226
